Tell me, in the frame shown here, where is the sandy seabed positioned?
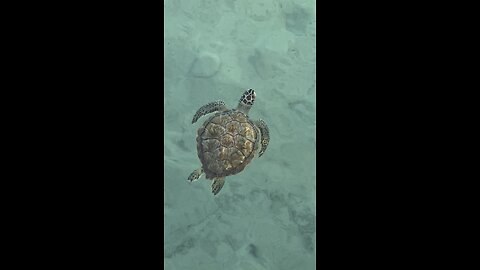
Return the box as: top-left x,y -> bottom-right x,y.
164,1 -> 316,269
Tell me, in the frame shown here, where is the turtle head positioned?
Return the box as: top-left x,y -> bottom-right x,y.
239,89 -> 256,107
237,89 -> 255,114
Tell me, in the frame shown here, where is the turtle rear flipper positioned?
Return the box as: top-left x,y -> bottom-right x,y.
254,119 -> 269,157
192,101 -> 227,124
188,168 -> 204,182
211,177 -> 225,195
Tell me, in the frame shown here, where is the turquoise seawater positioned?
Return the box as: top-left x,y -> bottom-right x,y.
164,1 -> 316,269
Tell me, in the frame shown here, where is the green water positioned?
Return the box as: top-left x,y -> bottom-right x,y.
164,1 -> 316,269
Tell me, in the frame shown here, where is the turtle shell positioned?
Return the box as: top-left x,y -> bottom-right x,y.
196,110 -> 259,179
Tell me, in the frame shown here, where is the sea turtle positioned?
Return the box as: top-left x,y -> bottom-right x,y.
188,89 -> 270,195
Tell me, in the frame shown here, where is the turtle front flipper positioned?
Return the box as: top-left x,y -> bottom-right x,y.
211,177 -> 225,195
188,168 -> 204,182
254,119 -> 270,157
192,101 -> 227,124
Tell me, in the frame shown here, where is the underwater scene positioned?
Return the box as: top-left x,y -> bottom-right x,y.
164,0 -> 316,269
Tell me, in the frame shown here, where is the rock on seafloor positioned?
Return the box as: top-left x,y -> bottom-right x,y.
190,52 -> 221,78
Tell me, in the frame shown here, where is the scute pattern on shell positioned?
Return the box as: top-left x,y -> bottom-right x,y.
196,110 -> 258,179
